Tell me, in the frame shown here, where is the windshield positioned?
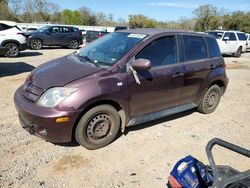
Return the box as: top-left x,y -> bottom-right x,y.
37,26 -> 49,32
76,32 -> 146,66
207,31 -> 224,39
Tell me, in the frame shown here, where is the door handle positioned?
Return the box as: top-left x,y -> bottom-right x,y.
172,72 -> 184,78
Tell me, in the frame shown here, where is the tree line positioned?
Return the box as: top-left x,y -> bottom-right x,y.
1,0 -> 250,33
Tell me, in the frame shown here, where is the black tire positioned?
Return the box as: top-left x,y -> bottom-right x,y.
30,39 -> 43,50
69,39 -> 79,49
75,104 -> 120,149
197,85 -> 221,114
4,43 -> 20,57
234,47 -> 242,57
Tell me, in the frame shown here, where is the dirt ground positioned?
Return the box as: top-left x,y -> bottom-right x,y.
0,48 -> 249,188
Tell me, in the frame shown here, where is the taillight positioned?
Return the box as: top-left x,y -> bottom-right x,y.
17,32 -> 27,37
169,175 -> 182,188
98,33 -> 103,38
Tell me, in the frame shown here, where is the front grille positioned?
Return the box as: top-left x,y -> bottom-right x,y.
23,82 -> 44,102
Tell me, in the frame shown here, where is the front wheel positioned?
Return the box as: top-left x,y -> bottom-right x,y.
197,85 -> 221,114
5,43 -> 20,57
75,105 -> 120,149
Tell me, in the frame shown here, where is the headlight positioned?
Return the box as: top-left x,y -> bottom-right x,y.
37,87 -> 77,108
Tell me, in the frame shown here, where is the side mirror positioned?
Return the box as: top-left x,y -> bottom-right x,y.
223,36 -> 229,41
131,59 -> 151,71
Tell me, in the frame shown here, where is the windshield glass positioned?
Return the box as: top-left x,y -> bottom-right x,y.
76,32 -> 146,66
207,31 -> 224,39
37,26 -> 49,32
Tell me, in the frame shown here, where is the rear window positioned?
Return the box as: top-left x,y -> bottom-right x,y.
183,35 -> 208,61
236,33 -> 247,41
205,37 -> 221,58
73,27 -> 79,32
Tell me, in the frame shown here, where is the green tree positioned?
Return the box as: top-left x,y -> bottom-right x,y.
129,14 -> 157,28
193,4 -> 218,31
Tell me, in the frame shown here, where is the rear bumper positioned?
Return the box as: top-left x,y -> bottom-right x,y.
14,86 -> 81,143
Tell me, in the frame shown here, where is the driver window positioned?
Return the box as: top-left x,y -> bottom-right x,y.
223,32 -> 236,41
135,36 -> 177,68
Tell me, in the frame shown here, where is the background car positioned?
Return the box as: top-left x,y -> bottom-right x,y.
29,25 -> 83,50
85,30 -> 109,42
0,21 -> 28,57
206,30 -> 247,57
246,33 -> 250,50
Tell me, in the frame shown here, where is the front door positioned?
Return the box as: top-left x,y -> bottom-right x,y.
218,32 -> 237,53
126,35 -> 184,118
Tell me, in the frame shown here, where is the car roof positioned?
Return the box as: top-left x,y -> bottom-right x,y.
117,28 -> 204,37
207,30 -> 246,33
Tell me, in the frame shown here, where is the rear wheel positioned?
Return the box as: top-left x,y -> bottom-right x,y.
75,105 -> 120,149
198,85 -> 221,114
4,43 -> 20,57
30,39 -> 43,50
69,39 -> 79,49
234,47 -> 242,57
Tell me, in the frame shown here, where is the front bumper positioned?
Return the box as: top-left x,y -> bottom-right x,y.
0,46 -> 7,55
20,42 -> 28,51
14,86 -> 81,143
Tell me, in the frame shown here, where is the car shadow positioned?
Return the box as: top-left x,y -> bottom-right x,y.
19,51 -> 43,57
0,62 -> 35,77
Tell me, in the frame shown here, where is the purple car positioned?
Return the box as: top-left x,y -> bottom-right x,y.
14,29 -> 229,149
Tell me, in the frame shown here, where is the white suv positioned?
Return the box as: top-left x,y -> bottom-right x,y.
0,21 -> 28,57
206,30 -> 247,57
246,33 -> 250,50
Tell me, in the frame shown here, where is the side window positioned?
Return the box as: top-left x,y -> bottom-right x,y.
62,27 -> 70,33
49,27 -> 59,33
236,33 -> 247,41
223,32 -> 236,41
0,24 -> 4,31
0,23 -> 12,31
135,36 -> 177,67
205,37 -> 221,58
183,35 -> 208,61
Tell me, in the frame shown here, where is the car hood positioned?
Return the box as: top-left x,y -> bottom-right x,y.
29,54 -> 102,90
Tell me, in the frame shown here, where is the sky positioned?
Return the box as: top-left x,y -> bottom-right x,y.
49,0 -> 250,21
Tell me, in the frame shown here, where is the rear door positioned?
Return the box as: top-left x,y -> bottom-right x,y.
179,35 -> 221,106
220,32 -> 237,53
126,35 -> 185,117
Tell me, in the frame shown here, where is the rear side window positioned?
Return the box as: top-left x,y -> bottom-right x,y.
73,28 -> 79,32
223,32 -> 236,41
0,23 -> 13,31
135,36 -> 177,67
236,33 -> 247,41
205,37 -> 221,58
183,35 -> 208,61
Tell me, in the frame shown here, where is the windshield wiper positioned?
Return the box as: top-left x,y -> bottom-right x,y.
82,56 -> 103,68
73,52 -> 101,68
